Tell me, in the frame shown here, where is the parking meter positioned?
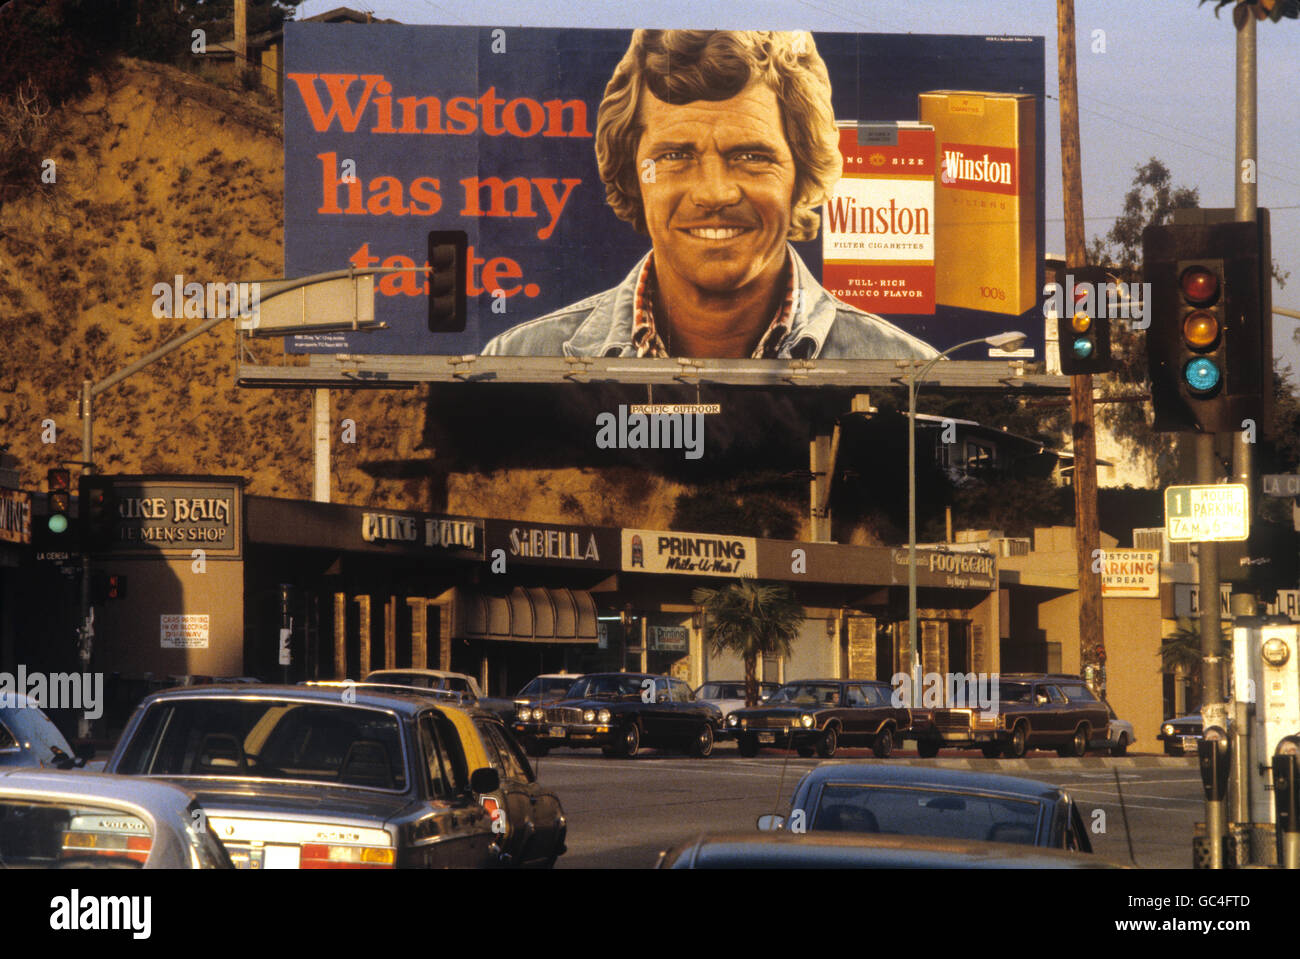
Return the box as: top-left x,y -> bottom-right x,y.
1275,737 -> 1300,868
1198,727 -> 1230,869
1199,729 -> 1231,801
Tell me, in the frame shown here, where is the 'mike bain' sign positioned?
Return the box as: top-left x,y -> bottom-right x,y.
114,482 -> 241,557
622,529 -> 757,578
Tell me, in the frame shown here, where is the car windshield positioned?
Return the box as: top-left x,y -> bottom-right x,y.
995,682 -> 1032,704
768,684 -> 841,706
566,676 -> 645,699
812,784 -> 1043,845
699,683 -> 744,699
114,699 -> 408,791
519,677 -> 579,698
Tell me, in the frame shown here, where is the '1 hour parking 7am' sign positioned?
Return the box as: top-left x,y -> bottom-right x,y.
1164,484 -> 1249,543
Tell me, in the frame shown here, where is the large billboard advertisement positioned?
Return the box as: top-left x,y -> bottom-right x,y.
284,26 -> 1044,360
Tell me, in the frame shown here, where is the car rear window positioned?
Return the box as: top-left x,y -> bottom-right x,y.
115,699 -> 407,790
812,784 -> 1043,845
0,798 -> 154,868
1059,683 -> 1096,702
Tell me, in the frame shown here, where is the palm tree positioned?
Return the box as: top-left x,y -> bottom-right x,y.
1160,616 -> 1231,710
692,580 -> 805,706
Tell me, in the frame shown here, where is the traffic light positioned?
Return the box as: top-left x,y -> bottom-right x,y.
90,572 -> 127,603
1142,212 -> 1272,434
427,230 -> 467,333
1055,266 -> 1113,375
46,468 -> 71,534
80,475 -> 115,552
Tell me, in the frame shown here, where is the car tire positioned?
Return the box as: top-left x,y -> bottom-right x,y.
737,734 -> 759,758
614,722 -> 640,758
817,726 -> 839,758
796,744 -> 815,758
1111,734 -> 1129,757
980,744 -> 1002,759
523,738 -> 549,758
1004,722 -> 1028,758
1067,724 -> 1089,758
690,723 -> 714,758
917,739 -> 941,758
872,726 -> 894,759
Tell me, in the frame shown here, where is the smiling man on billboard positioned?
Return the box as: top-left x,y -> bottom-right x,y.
481,29 -> 937,361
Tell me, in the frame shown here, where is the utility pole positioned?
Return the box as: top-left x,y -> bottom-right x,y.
1058,0 -> 1106,692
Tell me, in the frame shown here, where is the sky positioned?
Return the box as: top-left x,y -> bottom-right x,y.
294,0 -> 1300,377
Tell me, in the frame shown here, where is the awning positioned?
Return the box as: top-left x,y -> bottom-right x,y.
459,587 -> 599,644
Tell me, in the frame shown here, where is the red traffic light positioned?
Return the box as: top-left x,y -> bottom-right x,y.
1179,266 -> 1220,305
47,468 -> 71,491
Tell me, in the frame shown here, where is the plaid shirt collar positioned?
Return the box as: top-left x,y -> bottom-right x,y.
629,252 -> 798,359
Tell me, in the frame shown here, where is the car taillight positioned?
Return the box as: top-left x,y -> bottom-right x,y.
61,832 -> 153,864
299,843 -> 396,868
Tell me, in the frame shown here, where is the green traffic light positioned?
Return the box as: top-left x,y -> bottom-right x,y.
47,514 -> 68,534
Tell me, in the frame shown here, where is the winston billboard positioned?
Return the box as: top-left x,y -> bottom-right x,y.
283,25 -> 1044,360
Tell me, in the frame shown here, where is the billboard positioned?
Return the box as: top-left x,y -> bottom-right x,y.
284,26 -> 1044,361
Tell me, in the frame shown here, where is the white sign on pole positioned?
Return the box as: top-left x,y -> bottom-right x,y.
1164,484 -> 1249,543
161,614 -> 210,649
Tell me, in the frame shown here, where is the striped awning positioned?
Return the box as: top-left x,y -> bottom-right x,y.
459,587 -> 599,644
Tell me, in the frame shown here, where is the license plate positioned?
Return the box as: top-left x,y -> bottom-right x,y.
1181,735 -> 1200,748
549,726 -> 566,738
758,732 -> 775,744
263,844 -> 301,869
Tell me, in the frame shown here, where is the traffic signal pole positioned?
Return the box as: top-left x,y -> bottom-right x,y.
1058,0 -> 1106,691
1227,6 -> 1258,859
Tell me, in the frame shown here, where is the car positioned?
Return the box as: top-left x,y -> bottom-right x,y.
655,832 -> 1124,869
364,668 -> 519,722
754,763 -> 1093,851
917,673 -> 1110,758
463,709 -> 567,867
694,680 -> 779,732
1,694 -> 94,770
725,679 -> 911,758
1158,712 -> 1204,755
514,673 -> 583,708
0,769 -> 233,868
1105,701 -> 1136,756
104,683 -> 511,868
513,672 -> 721,758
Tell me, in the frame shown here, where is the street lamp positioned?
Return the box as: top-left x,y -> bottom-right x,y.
905,331 -> 1026,705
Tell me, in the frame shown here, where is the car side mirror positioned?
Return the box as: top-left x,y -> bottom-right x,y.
470,766 -> 501,795
756,814 -> 785,832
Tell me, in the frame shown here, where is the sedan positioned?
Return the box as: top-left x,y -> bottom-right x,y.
755,763 -> 1093,851
105,684 -> 506,868
1158,713 -> 1204,755
1105,701 -> 1136,756
657,832 -> 1121,869
1,694 -> 94,770
0,770 -> 232,868
694,680 -> 779,730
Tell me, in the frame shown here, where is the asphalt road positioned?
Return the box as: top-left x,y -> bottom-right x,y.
534,742 -> 1203,868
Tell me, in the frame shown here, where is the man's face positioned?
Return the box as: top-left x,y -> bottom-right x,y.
634,81 -> 795,298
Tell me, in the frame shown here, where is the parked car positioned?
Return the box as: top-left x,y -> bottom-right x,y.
725,679 -> 911,758
916,673 -> 1110,758
1158,713 -> 1204,755
513,672 -> 721,758
1105,701 -> 1136,756
694,680 -> 779,732
0,769 -> 232,868
656,832 -> 1123,869
514,673 -> 583,708
755,764 -> 1093,851
0,694 -> 94,770
364,668 -> 518,722
105,683 -> 513,868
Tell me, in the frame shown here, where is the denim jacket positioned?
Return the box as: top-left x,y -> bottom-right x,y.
480,247 -> 938,360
